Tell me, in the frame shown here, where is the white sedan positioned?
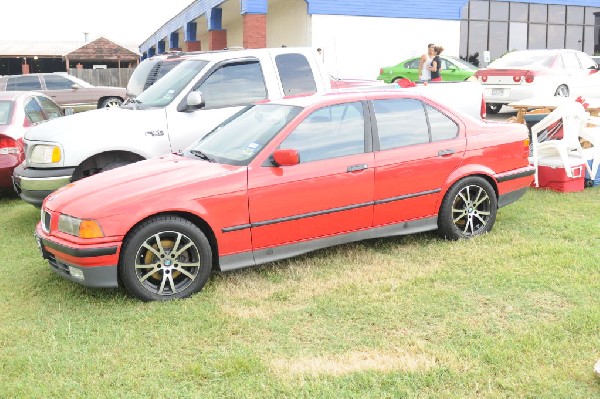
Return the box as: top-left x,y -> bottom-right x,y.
474,49 -> 600,114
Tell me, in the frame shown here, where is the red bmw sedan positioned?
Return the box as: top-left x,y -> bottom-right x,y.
35,90 -> 534,301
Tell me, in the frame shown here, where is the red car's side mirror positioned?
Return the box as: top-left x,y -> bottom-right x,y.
272,149 -> 299,166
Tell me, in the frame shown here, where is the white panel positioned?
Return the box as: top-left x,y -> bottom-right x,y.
311,15 -> 461,80
266,0 -> 310,47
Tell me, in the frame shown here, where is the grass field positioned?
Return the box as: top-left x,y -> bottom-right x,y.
0,187 -> 599,398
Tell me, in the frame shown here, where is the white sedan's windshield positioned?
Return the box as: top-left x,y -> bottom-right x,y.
135,60 -> 209,107
186,104 -> 302,166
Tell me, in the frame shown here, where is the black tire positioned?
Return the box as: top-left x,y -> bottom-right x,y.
392,77 -> 404,83
437,176 -> 498,240
554,85 -> 569,97
100,97 -> 123,108
119,215 -> 212,301
486,103 -> 502,114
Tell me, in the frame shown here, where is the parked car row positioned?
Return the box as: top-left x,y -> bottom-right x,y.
0,73 -> 126,112
12,47 -> 581,301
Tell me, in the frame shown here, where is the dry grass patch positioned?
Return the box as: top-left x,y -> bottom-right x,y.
217,242 -> 447,320
271,348 -> 437,377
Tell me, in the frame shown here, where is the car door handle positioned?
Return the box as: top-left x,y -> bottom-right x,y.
438,149 -> 455,157
347,164 -> 368,172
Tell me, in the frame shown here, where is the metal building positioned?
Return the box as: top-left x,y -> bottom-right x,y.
139,0 -> 600,79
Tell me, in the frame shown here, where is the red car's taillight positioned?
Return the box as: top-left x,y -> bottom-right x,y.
480,95 -> 487,119
513,75 -> 522,82
0,135 -> 22,155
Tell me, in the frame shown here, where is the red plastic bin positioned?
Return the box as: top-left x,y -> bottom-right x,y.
536,155 -> 585,193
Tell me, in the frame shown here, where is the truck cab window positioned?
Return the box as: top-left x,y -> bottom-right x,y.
196,61 -> 267,108
275,53 -> 318,96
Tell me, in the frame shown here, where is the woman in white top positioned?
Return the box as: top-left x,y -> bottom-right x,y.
418,44 -> 435,82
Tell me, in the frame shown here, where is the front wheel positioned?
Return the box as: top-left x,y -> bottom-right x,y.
437,177 -> 498,240
119,216 -> 213,301
554,85 -> 569,97
100,97 -> 123,108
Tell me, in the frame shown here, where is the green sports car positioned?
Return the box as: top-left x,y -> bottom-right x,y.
377,55 -> 478,83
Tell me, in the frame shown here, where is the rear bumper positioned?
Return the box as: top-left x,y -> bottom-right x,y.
0,153 -> 23,189
483,84 -> 553,104
35,226 -> 121,288
12,163 -> 75,207
495,166 -> 536,208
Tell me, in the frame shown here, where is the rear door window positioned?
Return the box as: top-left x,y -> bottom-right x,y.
24,98 -> 46,124
275,53 -> 318,96
373,99 -> 429,150
44,75 -> 75,90
6,76 -> 42,91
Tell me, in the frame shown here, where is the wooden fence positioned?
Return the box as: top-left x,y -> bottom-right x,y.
68,68 -> 135,88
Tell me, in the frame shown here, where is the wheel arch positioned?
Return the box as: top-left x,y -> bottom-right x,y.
72,150 -> 145,181
118,211 -> 220,273
438,169 -> 499,211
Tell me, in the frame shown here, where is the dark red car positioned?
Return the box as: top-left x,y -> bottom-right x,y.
35,90 -> 534,301
0,91 -> 65,189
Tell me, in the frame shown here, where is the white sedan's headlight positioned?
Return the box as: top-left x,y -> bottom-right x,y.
58,214 -> 104,238
29,144 -> 62,164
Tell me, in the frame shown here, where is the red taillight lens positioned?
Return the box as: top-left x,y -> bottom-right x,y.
481,75 -> 488,82
480,95 -> 486,119
0,135 -> 23,155
524,72 -> 534,83
513,75 -> 522,82
379,68 -> 384,75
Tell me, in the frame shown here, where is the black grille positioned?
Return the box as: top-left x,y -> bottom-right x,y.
48,253 -> 71,276
42,210 -> 51,233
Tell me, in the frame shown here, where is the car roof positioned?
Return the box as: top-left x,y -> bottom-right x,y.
182,47 -> 316,62
265,88 -> 422,108
0,91 -> 47,101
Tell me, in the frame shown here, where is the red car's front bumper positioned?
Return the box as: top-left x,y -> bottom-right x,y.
35,224 -> 122,288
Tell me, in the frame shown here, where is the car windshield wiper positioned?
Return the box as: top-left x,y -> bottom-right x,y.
189,149 -> 216,162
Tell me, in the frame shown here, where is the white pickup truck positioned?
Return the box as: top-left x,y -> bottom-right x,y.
13,47 -> 485,206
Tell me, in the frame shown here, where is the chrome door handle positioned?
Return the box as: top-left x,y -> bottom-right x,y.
347,164 -> 368,172
438,149 -> 455,156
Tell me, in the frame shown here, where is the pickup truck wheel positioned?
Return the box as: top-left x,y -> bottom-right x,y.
100,97 -> 123,108
486,103 -> 502,114
119,216 -> 212,301
554,85 -> 569,97
437,177 -> 497,240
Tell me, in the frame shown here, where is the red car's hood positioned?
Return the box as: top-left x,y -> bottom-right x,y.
44,154 -> 246,217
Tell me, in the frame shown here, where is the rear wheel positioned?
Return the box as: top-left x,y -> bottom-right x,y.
438,177 -> 497,240
391,77 -> 404,83
100,97 -> 123,108
554,85 -> 569,97
486,103 -> 502,114
119,216 -> 213,301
